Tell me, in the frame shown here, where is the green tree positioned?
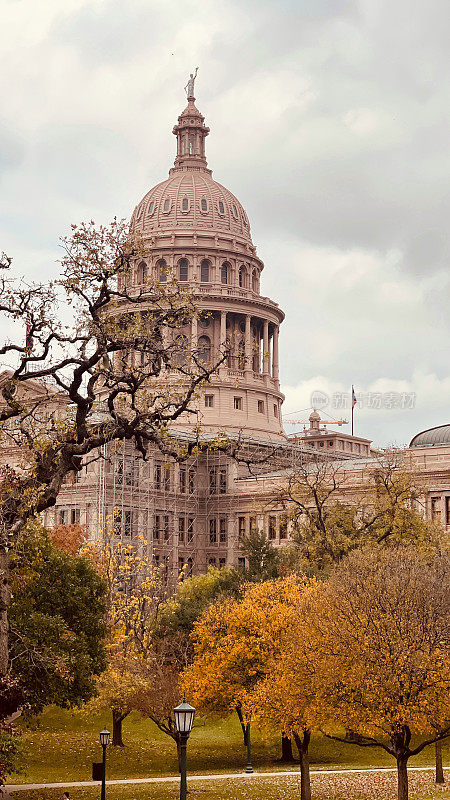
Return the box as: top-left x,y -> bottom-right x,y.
239,530 -> 280,582
9,520 -> 107,714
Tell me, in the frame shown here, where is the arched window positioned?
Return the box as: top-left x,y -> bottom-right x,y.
182,197 -> 189,211
179,258 -> 188,282
252,269 -> 258,292
138,261 -> 148,284
232,204 -> 238,218
197,335 -> 211,365
182,136 -> 187,155
136,205 -> 143,220
238,266 -> 246,288
157,259 -> 167,283
201,198 -> 208,212
221,262 -> 229,284
163,198 -> 170,212
148,201 -> 155,216
200,259 -> 210,282
174,334 -> 189,368
218,200 -> 225,215
189,135 -> 195,154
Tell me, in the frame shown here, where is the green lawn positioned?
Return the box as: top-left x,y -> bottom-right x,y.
17,772 -> 450,800
9,705 -> 450,789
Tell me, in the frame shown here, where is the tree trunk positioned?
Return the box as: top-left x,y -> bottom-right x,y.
293,730 -> 311,800
0,549 -> 10,677
235,705 -> 248,746
435,740 -> 445,784
280,734 -> 295,763
396,755 -> 409,800
112,710 -> 127,746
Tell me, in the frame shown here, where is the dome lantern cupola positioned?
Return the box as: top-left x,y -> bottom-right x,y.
172,98 -> 210,173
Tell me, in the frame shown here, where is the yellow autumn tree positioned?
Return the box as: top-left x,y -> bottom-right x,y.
182,576 -> 313,753
303,547 -> 450,800
249,579 -> 324,800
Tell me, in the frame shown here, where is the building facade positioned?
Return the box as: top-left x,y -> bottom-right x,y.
2,89 -> 449,576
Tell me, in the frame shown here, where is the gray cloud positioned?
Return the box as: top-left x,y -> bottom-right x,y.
0,0 -> 448,445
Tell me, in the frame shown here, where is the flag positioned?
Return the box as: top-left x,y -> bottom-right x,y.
352,386 -> 357,409
25,317 -> 32,354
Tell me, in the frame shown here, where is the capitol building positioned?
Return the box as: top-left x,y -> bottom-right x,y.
4,85 -> 450,577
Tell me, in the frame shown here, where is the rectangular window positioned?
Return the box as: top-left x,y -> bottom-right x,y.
178,516 -> 185,542
234,396 -> 242,410
279,515 -> 288,540
187,518 -> 194,543
219,517 -> 227,543
187,557 -> 194,577
164,465 -> 171,492
268,516 -> 276,540
70,508 -> 80,524
219,558 -> 226,569
155,464 -> 162,490
154,554 -> 160,567
273,404 -> 278,417
257,400 -> 264,414
188,468 -> 196,494
209,468 -> 216,495
208,557 -> 217,567
219,468 -> 227,494
163,515 -> 170,542
238,516 -> 246,538
205,395 -> 214,407
59,509 -> 68,525
209,518 -> 217,544
124,510 -> 132,536
116,461 -> 124,486
179,467 -> 186,494
238,557 -> 246,569
153,515 -> 160,541
431,497 -> 441,523
114,510 -> 122,536
249,516 -> 257,533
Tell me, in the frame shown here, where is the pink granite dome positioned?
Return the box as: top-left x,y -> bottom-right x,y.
130,97 -> 253,246
130,171 -> 253,244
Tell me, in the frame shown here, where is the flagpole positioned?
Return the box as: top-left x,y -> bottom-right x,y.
351,385 -> 354,436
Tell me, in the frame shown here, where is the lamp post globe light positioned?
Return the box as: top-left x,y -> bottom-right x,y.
99,728 -> 110,800
174,699 -> 195,800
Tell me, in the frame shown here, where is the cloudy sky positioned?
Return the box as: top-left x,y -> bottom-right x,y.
0,0 -> 448,446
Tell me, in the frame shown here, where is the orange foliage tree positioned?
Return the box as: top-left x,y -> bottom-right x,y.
301,548 -> 450,800
182,576 -> 313,757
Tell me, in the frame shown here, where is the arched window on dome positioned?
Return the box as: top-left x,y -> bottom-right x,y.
178,259 -> 188,282
200,260 -> 210,283
232,204 -> 238,219
138,261 -> 148,284
148,201 -> 155,216
221,262 -> 229,285
252,269 -> 258,292
163,198 -> 171,212
182,197 -> 189,212
201,198 -> 208,212
136,205 -> 143,221
197,335 -> 211,365
157,259 -> 167,283
238,266 -> 247,289
218,200 -> 225,215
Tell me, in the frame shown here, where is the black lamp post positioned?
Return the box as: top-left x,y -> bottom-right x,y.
99,728 -> 110,800
174,699 -> 195,800
245,721 -> 253,773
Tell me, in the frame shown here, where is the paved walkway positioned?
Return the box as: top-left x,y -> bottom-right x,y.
7,765 -> 449,792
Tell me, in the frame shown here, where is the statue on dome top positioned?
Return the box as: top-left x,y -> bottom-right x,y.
185,67 -> 198,99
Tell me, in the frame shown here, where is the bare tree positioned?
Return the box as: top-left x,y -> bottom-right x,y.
0,220 -> 230,697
